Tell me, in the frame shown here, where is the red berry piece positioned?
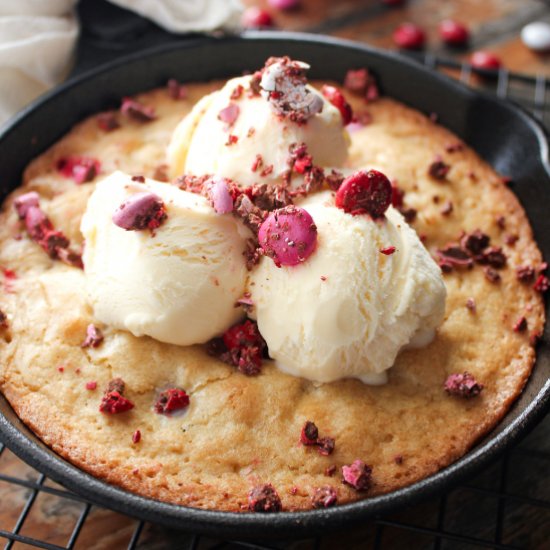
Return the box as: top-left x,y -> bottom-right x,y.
112,192 -> 167,232
223,319 -> 262,351
99,391 -> 134,414
217,103 -> 240,126
444,372 -> 483,397
57,156 -> 100,184
154,388 -> 190,415
311,486 -> 338,508
217,320 -> 266,376
120,97 -> 156,122
342,460 -> 373,491
242,7 -> 274,29
268,0 -> 300,9
380,246 -> 396,255
132,429 -> 141,443
248,484 -> 282,512
300,421 -> 319,445
167,79 -> 188,100
393,23 -> 426,49
335,170 -> 392,219
321,85 -> 353,125
81,324 -> 104,348
470,51 -> 502,71
14,192 -> 40,219
85,381 -> 97,391
97,112 -> 120,132
259,205 -> 318,267
439,20 -> 469,46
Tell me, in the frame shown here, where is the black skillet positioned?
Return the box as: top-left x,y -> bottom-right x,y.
0,33 -> 549,539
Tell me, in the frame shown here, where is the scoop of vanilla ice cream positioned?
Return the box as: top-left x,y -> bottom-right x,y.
81,171 -> 249,346
248,190 -> 446,384
167,74 -> 349,187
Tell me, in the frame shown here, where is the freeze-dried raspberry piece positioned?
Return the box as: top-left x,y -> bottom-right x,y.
14,192 -> 39,219
300,421 -> 319,445
81,324 -> 104,348
97,112 -> 120,132
112,192 -> 167,232
57,156 -> 100,184
99,391 -> 134,414
512,316 -> 528,333
516,265 -> 535,283
248,484 -> 282,513
444,372 -> 483,397
317,437 -> 335,456
342,460 -> 373,491
321,84 -> 353,125
311,486 -> 338,508
0,310 -> 8,329
436,244 -> 473,268
154,388 -> 190,415
167,79 -> 188,100
120,97 -> 156,122
534,274 -> 549,293
460,230 -> 490,256
428,159 -> 450,181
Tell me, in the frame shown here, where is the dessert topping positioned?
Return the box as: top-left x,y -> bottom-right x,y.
444,372 -> 483,397
99,378 -> 134,414
248,484 -> 282,512
321,84 -> 353,125
380,246 -> 396,255
230,84 -> 244,100
516,265 -> 535,283
132,430 -> 141,443
484,266 -> 501,283
428,159 -> 450,181
325,465 -> 337,477
0,310 -> 7,329
260,57 -> 323,123
241,7 -> 274,29
167,79 -> 188,100
300,421 -> 319,445
311,486 -> 338,508
82,324 -> 104,348
154,388 -> 190,414
344,68 -> 379,102
393,23 -> 426,49
441,201 -> 454,216
461,230 -> 490,256
335,170 -> 392,219
14,192 -> 40,219
97,112 -> 120,132
466,297 -> 477,313
480,246 -> 507,268
120,97 -> 156,122
534,273 -> 549,293
112,192 -> 167,232
342,460 -> 373,491
57,156 -> 100,184
205,177 -> 234,214
258,206 -> 318,266
513,316 -> 528,333
218,103 -> 240,126
317,437 -> 336,456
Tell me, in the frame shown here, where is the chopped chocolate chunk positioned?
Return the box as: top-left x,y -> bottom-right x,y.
440,201 -> 453,216
444,372 -> 483,397
97,112 -> 120,132
248,183 -> 292,211
513,316 -> 528,333
132,430 -> 141,443
300,421 -> 319,445
534,274 -> 549,293
312,486 -> 338,508
112,192 -> 167,232
428,159 -> 450,181
234,194 -> 267,233
317,437 -> 335,456
57,156 -> 100,184
175,173 -> 210,194
99,391 -> 134,414
460,230 -> 490,256
321,84 -> 352,125
120,97 -> 156,122
516,265 -> 535,283
437,244 -> 473,268
466,297 -> 477,313
14,192 -> 40,219
325,169 -> 344,191
325,465 -> 337,477
484,266 -> 501,283
342,460 -> 373,491
380,246 -> 396,255
154,388 -> 190,414
218,103 -> 240,126
81,324 -> 104,348
480,246 -> 507,269
248,484 -> 282,513
167,78 -> 188,100
335,170 -> 392,219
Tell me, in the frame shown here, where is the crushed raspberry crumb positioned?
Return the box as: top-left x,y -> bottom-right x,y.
496,215 -> 506,229
320,275 -> 327,281
394,455 -> 404,465
218,103 -> 240,126
99,391 -> 134,414
428,159 -> 450,181
335,170 -> 392,219
120,97 -> 156,122
437,244 -> 473,268
325,465 -> 337,477
97,112 -> 120,132
380,246 -> 396,255
85,381 -> 97,391
0,310 -> 8,329
342,460 -> 373,491
461,230 -> 490,256
14,192 -> 39,219
241,7 -> 274,29
441,201 -> 453,216
505,234 -> 518,246
317,437 -> 335,456
57,156 -> 100,184
513,316 -> 528,333
154,388 -> 190,415
131,175 -> 145,183
230,84 -> 244,100
225,134 -> 239,146
82,324 -> 104,348
444,372 -> 483,397
251,154 -> 263,172
321,85 -> 353,125
167,79 -> 188,100
466,298 -> 477,313
445,142 -> 464,153
480,247 -> 507,269
516,265 -> 535,283
484,266 -> 501,283
534,274 -> 549,293
300,421 -> 318,445
112,192 -> 167,232
312,486 -> 338,508
132,430 -> 141,444
248,484 -> 282,513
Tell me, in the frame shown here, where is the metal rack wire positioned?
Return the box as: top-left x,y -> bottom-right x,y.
0,56 -> 548,550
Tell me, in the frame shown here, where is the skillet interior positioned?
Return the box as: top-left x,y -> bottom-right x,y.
0,33 -> 549,539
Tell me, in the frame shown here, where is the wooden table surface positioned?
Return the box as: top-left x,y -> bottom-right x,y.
1,1 -> 549,549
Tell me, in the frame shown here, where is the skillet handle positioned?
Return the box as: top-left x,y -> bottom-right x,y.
72,0 -> 200,77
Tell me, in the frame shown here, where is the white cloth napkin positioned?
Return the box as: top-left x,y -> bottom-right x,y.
0,0 -> 243,126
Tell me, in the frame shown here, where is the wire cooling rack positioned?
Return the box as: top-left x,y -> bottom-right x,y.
0,55 -> 549,550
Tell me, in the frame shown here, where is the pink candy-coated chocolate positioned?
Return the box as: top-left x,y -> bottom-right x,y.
259,206 -> 317,267
268,0 -> 300,10
218,103 -> 240,125
207,177 -> 234,214
112,192 -> 167,231
14,192 -> 40,219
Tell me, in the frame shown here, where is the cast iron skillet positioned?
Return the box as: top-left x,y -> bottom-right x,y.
0,33 -> 549,539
